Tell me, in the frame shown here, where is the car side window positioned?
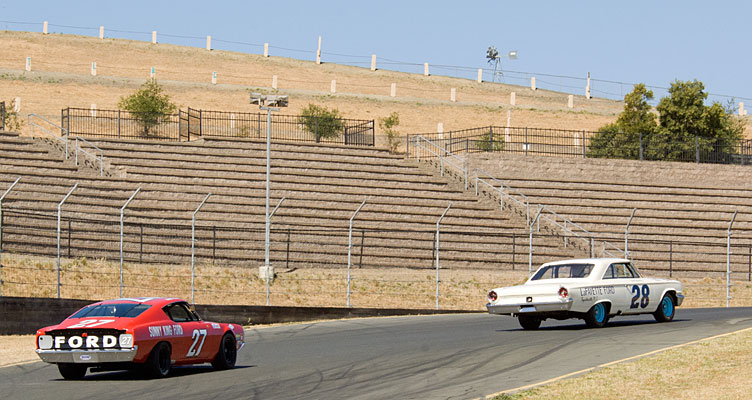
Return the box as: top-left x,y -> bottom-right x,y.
626,263 -> 641,278
164,304 -> 194,323
602,264 -> 616,279
603,263 -> 635,279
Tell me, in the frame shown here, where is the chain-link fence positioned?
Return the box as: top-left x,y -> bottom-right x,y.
1,206 -> 751,309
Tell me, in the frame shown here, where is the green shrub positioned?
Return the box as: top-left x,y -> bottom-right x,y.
378,112 -> 401,153
299,104 -> 344,140
118,78 -> 177,136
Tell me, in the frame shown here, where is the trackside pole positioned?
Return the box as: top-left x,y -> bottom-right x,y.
265,197 -> 285,306
727,210 -> 738,308
0,177 -> 21,297
57,183 -> 78,299
436,203 -> 452,310
347,199 -> 367,307
528,207 -> 543,275
625,208 -> 636,259
120,187 -> 141,298
191,193 -> 212,304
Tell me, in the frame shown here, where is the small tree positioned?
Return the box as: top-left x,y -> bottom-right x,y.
475,129 -> 505,152
378,112 -> 401,153
118,79 -> 177,136
1,100 -> 23,132
299,104 -> 344,141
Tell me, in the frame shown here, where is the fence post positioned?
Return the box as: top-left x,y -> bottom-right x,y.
57,183 -> 78,299
212,226 -> 216,263
727,210 -> 738,308
639,132 -> 644,160
120,188 -> 141,298
696,136 -> 700,163
524,127 -> 528,156
347,199 -> 367,308
0,177 -> 21,298
488,127 -> 493,152
118,110 -> 121,139
315,116 -> 319,143
67,219 -> 71,258
286,229 -> 291,270
582,131 -> 586,158
191,193 -> 212,304
512,233 -> 516,271
199,110 -> 203,137
669,241 -> 673,278
139,223 -> 144,263
435,203 -> 452,310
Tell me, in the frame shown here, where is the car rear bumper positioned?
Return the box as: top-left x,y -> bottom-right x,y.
487,298 -> 574,315
36,347 -> 138,364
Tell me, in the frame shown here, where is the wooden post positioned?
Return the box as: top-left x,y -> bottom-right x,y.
316,35 -> 322,64
390,83 -> 396,97
211,71 -> 217,85
99,26 -> 104,39
25,57 -> 31,72
531,77 -> 536,91
568,95 -> 574,108
152,31 -> 157,44
91,62 -> 96,76
510,92 -> 516,106
424,63 -> 429,76
43,21 -> 48,34
586,72 -> 591,99
371,55 -> 376,71
264,43 -> 269,57
272,75 -> 278,89
450,88 -> 456,102
331,80 -> 336,93
206,35 -> 212,51
150,66 -> 155,78
477,68 -> 483,83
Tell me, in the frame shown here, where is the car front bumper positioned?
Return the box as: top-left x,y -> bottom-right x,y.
36,347 -> 138,364
676,293 -> 685,306
487,298 -> 574,315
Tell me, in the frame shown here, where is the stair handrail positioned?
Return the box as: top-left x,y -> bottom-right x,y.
412,135 -> 469,190
29,113 -> 69,159
74,136 -> 105,176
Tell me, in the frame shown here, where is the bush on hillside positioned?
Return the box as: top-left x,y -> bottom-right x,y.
118,79 -> 177,136
378,112 -> 401,153
299,104 -> 345,140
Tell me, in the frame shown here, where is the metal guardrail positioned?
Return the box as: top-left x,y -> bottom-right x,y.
74,137 -> 104,176
412,135 -> 469,190
413,135 -> 627,259
29,113 -> 69,159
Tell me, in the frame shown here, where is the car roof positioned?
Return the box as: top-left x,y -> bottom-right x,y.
542,258 -> 629,266
88,297 -> 185,307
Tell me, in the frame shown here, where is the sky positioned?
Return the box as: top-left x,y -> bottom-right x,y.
2,1 -> 751,104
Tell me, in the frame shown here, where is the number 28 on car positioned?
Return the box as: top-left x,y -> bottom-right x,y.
35,297 -> 245,379
486,258 -> 684,330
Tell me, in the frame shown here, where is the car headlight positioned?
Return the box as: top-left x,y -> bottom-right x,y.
38,335 -> 53,350
119,334 -> 134,349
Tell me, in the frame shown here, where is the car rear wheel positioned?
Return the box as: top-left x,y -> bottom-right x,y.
211,333 -> 238,370
653,294 -> 676,322
143,342 -> 172,379
57,363 -> 87,380
518,315 -> 542,330
584,303 -> 609,328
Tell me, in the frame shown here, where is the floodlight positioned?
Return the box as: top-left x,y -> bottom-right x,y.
250,92 -> 265,105
266,95 -> 289,108
508,51 -> 518,60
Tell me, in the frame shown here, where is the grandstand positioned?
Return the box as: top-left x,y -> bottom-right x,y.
0,131 -> 584,276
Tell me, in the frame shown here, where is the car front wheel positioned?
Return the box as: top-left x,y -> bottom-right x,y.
653,294 -> 676,322
211,333 -> 237,370
518,315 -> 541,330
584,303 -> 609,328
57,363 -> 87,380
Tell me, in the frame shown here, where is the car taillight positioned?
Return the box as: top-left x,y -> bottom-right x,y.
488,290 -> 498,302
558,287 -> 568,298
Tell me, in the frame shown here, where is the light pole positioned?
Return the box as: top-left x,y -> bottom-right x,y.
250,93 -> 288,306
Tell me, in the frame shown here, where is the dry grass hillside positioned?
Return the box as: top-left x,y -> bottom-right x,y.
0,30 -> 630,144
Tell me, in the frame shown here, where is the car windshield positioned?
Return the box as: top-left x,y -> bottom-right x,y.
531,263 -> 594,280
69,303 -> 151,319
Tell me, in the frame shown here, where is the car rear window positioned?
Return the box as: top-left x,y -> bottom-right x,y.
531,263 -> 594,280
69,303 -> 151,319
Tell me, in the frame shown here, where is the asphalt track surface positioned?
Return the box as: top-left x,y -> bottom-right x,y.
2,308 -> 752,400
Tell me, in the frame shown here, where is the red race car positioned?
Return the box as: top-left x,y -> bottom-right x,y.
35,297 -> 245,380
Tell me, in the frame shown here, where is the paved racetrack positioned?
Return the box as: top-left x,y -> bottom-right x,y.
2,308 -> 752,400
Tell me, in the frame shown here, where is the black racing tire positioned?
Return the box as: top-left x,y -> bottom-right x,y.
518,315 -> 542,330
57,363 -> 87,380
211,333 -> 238,370
143,342 -> 172,379
653,294 -> 676,323
584,303 -> 609,328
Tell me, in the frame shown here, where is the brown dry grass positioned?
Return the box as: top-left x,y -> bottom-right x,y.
496,327 -> 752,400
0,30 -> 628,142
2,254 -> 750,309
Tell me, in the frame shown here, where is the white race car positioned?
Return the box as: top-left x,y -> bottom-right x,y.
486,258 -> 684,330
